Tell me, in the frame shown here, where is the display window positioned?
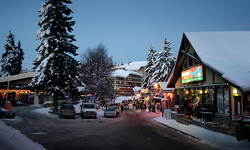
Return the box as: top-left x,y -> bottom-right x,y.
217,88 -> 224,113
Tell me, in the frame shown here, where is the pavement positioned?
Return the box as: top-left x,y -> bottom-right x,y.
152,113 -> 250,150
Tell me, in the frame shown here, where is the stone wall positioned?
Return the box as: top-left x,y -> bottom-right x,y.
212,113 -> 231,126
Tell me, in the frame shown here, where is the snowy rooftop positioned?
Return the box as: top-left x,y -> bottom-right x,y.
112,69 -> 143,78
184,31 -> 250,92
114,61 -> 147,71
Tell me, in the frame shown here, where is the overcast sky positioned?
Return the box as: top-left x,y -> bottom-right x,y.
0,0 -> 250,70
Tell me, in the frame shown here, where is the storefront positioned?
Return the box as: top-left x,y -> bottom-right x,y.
166,32 -> 250,130
0,72 -> 40,105
0,87 -> 40,106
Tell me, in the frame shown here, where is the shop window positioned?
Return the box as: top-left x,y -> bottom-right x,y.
204,89 -> 214,112
224,88 -> 230,115
217,88 -> 224,113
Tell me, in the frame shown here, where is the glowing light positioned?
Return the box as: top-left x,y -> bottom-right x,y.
154,83 -> 158,88
234,89 -> 237,94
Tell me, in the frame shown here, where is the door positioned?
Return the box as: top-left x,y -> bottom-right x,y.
234,96 -> 241,115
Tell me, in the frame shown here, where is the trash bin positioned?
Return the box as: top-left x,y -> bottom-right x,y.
243,118 -> 250,142
233,119 -> 246,141
4,101 -> 12,111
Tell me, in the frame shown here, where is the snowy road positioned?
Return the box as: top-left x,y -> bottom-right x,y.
2,105 -> 221,150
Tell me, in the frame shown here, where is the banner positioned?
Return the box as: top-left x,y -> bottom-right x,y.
164,109 -> 171,119
181,65 -> 203,83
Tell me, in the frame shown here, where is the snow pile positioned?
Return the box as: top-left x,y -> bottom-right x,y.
0,120 -> 46,150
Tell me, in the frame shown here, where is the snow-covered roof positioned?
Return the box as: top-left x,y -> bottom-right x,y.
114,61 -> 147,71
184,31 -> 250,92
0,72 -> 37,83
133,86 -> 141,92
125,61 -> 147,70
112,69 -> 143,78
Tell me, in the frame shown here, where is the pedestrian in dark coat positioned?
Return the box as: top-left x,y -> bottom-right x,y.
121,104 -> 124,113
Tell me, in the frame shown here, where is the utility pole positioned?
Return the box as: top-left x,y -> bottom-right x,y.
5,79 -> 10,108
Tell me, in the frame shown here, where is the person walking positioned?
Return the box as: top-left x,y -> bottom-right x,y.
121,104 -> 124,113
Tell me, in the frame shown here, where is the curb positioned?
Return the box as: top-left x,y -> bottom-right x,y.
154,118 -> 201,140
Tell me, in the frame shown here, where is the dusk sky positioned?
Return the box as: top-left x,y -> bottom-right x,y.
0,0 -> 250,70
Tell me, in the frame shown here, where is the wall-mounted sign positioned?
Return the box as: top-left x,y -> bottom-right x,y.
181,65 -> 203,83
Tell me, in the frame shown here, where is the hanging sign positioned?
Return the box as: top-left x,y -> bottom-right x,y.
181,65 -> 203,83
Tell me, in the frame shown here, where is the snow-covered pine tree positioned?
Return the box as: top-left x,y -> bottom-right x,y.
142,44 -> 156,88
80,43 -> 115,103
0,31 -> 20,77
15,41 -> 25,74
150,38 -> 176,84
29,0 -> 79,112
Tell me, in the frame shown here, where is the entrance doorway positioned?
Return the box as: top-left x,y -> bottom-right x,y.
234,96 -> 241,115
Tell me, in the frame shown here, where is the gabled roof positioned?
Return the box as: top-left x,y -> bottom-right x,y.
170,31 -> 250,92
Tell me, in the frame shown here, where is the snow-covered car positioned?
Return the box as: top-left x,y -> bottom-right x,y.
59,104 -> 75,119
104,107 -> 117,118
0,107 -> 16,119
43,98 -> 72,108
80,103 -> 97,118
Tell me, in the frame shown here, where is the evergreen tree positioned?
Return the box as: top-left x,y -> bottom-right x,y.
150,38 -> 176,83
0,31 -> 20,77
142,44 -> 156,88
16,41 -> 25,74
29,0 -> 79,112
80,43 -> 115,103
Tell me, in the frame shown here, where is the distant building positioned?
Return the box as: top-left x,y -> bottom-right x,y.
113,61 -> 147,76
111,69 -> 143,88
111,61 -> 147,88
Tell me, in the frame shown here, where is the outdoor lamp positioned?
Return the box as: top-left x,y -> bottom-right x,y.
154,83 -> 158,88
234,89 -> 237,94
199,90 -> 203,94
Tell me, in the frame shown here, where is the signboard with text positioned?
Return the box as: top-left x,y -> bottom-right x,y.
181,65 -> 203,83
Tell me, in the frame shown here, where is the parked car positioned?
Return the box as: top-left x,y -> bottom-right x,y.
39,99 -> 45,104
104,107 -> 117,118
128,99 -> 133,104
109,103 -> 120,109
59,104 -> 75,119
81,103 -> 97,118
109,106 -> 119,115
122,100 -> 128,104
0,107 -> 16,119
123,103 -> 129,110
43,98 -> 72,108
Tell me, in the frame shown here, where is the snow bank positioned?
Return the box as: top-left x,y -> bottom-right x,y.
0,120 -> 46,150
